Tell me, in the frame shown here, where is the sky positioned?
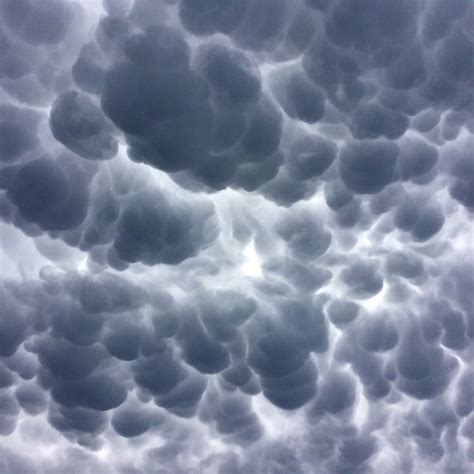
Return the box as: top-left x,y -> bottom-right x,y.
0,0 -> 473,473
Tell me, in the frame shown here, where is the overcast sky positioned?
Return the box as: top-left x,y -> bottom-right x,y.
0,0 -> 473,473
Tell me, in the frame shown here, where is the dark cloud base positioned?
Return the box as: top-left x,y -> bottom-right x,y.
0,0 -> 473,473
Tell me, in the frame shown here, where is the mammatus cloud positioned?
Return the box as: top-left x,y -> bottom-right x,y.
0,0 -> 473,473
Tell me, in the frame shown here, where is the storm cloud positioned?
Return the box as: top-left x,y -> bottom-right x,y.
0,0 -> 473,473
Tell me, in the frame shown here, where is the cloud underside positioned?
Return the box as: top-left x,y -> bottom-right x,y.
0,0 -> 473,473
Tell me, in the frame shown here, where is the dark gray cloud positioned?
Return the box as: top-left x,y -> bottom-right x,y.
339,258 -> 384,299
178,0 -> 247,37
200,381 -> 263,446
287,134 -> 338,180
111,402 -> 163,438
1,0 -> 73,46
6,156 -> 90,232
113,190 -> 219,265
0,105 -> 40,163
270,67 -> 325,124
196,43 -> 261,105
327,298 -> 360,328
50,91 -> 119,161
339,140 -> 400,195
0,0 -> 473,473
275,209 -> 332,260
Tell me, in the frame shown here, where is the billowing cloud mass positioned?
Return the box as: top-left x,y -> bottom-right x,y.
0,0 -> 473,473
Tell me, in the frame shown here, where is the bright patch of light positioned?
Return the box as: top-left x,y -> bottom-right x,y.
77,256 -> 89,273
359,286 -> 387,312
241,240 -> 263,278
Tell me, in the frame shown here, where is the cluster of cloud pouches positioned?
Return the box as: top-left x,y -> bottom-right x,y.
0,0 -> 473,472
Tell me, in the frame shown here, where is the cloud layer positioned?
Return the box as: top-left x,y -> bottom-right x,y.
0,0 -> 473,473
